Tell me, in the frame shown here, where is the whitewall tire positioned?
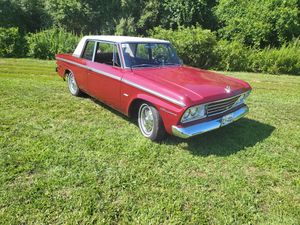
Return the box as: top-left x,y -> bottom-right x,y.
138,103 -> 166,141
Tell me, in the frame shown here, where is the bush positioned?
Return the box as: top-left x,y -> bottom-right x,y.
214,40 -> 250,71
249,40 -> 300,75
150,27 -> 300,75
215,0 -> 300,48
150,26 -> 218,69
27,27 -> 80,60
213,39 -> 300,75
0,27 -> 27,57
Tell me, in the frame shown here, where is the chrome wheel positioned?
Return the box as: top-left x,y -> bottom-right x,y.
138,103 -> 154,137
67,72 -> 79,95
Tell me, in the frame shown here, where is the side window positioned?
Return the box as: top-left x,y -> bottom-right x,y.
82,41 -> 95,60
94,42 -> 121,67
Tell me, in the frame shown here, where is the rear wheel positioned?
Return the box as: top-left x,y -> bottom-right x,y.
67,71 -> 82,96
138,103 -> 166,141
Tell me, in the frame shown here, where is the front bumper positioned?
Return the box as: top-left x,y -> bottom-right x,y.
172,106 -> 249,138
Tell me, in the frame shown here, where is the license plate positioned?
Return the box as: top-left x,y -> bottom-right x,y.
221,113 -> 234,126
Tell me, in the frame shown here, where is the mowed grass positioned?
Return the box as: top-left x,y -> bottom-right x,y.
0,58 -> 299,224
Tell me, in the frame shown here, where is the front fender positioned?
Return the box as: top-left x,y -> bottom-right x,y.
127,93 -> 185,134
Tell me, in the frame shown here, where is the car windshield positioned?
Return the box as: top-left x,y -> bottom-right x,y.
121,43 -> 181,68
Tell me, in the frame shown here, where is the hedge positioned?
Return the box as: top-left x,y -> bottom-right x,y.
27,27 -> 80,60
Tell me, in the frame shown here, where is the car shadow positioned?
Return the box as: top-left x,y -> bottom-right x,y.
88,97 -> 130,121
162,118 -> 275,156
84,96 -> 275,157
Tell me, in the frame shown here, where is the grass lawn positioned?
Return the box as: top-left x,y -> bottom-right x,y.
0,58 -> 299,224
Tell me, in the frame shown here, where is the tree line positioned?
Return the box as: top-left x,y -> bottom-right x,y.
0,0 -> 299,74
1,0 -> 299,48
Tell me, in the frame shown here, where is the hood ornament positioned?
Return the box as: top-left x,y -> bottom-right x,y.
225,85 -> 231,93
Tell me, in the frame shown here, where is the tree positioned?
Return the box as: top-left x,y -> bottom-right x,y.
0,0 -> 49,32
215,0 -> 300,48
44,0 -> 122,34
116,0 -> 218,35
162,0 -> 218,30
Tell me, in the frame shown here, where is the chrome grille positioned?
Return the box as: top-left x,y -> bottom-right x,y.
206,95 -> 240,116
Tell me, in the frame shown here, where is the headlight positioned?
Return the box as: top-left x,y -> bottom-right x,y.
234,90 -> 251,107
181,105 -> 206,123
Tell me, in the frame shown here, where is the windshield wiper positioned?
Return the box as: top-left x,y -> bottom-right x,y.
161,62 -> 180,66
131,64 -> 158,68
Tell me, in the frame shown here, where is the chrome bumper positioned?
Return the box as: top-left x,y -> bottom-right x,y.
172,106 -> 249,139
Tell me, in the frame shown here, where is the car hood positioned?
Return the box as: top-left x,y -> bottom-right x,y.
132,66 -> 251,105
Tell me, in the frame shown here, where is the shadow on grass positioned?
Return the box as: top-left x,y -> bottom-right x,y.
163,118 -> 275,156
85,96 -> 275,156
88,97 -> 129,120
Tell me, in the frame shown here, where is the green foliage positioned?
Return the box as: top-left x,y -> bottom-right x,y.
150,26 -> 218,69
44,0 -> 122,34
0,0 -> 50,32
213,39 -> 300,75
215,0 -> 300,48
0,27 -> 27,57
0,0 -> 26,30
135,0 -> 164,35
162,0 -> 217,30
0,0 -> 299,75
115,17 -> 137,36
214,40 -> 250,71
27,27 -> 80,59
0,0 -> 218,35
44,0 -> 87,34
249,40 -> 300,75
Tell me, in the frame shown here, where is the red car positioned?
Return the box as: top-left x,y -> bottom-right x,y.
56,35 -> 251,141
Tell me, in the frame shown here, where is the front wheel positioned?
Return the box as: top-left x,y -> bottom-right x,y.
138,103 -> 166,141
67,71 -> 82,96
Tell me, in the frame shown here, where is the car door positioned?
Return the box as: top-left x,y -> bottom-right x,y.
86,41 -> 123,110
74,40 -> 96,91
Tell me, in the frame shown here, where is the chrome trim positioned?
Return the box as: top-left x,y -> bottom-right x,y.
172,106 -> 249,138
122,79 -> 186,107
92,41 -> 97,62
208,102 -> 236,111
208,98 -> 238,108
56,57 -> 186,107
56,57 -> 121,81
118,43 -> 126,69
90,68 -> 121,81
160,107 -> 177,116
205,93 -> 246,117
206,93 -> 244,104
56,57 -> 89,70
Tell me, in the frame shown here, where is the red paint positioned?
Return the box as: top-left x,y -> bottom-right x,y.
56,53 -> 251,134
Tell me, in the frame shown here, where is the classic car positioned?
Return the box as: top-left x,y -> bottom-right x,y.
56,35 -> 252,141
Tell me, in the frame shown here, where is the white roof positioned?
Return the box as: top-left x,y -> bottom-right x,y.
84,35 -> 169,43
73,35 -> 170,57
